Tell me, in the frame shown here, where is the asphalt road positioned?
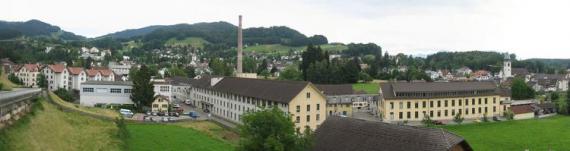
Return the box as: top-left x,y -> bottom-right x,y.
0,88 -> 41,106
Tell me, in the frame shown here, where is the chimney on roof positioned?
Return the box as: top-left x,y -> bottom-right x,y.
237,15 -> 243,74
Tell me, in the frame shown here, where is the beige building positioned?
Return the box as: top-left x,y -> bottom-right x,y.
379,81 -> 511,123
191,76 -> 327,132
15,64 -> 40,87
152,95 -> 170,112
316,84 -> 379,117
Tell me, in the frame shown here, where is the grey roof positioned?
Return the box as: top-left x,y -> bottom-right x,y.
315,84 -> 355,95
197,77 -> 311,104
82,81 -> 133,86
313,117 -> 472,151
381,81 -> 499,99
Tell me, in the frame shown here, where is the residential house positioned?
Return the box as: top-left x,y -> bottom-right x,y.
152,95 -> 170,112
43,64 -> 69,91
86,69 -> 102,81
15,64 -> 40,87
67,67 -> 87,91
531,74 -> 568,92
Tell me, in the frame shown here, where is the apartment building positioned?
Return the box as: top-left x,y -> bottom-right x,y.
43,64 -> 69,91
379,81 -> 511,123
15,64 -> 40,87
191,76 -> 327,132
67,67 -> 87,91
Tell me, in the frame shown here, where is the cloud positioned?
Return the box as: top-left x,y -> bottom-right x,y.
2,0 -> 569,59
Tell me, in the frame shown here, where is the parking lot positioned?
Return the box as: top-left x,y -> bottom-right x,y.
128,100 -> 210,123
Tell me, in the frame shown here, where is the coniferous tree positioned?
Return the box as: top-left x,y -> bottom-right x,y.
130,65 -> 155,112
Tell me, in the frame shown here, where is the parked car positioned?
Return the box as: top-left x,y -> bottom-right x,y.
173,104 -> 181,108
189,111 -> 200,118
184,100 -> 192,105
119,109 -> 134,118
157,112 -> 166,116
162,117 -> 169,122
169,112 -> 180,117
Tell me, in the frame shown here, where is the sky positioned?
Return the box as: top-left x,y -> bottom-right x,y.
3,0 -> 570,59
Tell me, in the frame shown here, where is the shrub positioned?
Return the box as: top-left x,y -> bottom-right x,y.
482,112 -> 489,122
115,117 -> 130,139
54,88 -> 74,102
453,113 -> 464,124
504,110 -> 514,120
421,113 -> 434,127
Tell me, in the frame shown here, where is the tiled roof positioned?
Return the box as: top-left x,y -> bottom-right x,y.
82,81 -> 132,86
313,117 -> 472,151
22,64 -> 40,72
512,68 -> 530,76
92,67 -> 114,77
315,84 -> 355,95
86,69 -> 100,77
510,104 -> 534,114
380,81 -> 499,99
67,67 -> 84,75
212,77 -> 310,104
48,64 -> 66,73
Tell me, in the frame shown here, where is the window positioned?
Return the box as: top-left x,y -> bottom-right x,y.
390,102 -> 394,109
430,111 -> 433,117
472,99 -> 475,105
306,92 -> 311,98
342,111 -> 347,115
399,112 -> 403,119
459,109 -> 462,115
485,107 -> 488,113
110,88 -> 121,93
452,109 -> 455,116
414,111 -> 419,119
437,111 -> 441,117
83,88 -> 94,92
296,105 -> 300,112
485,98 -> 488,104
316,104 -> 320,110
478,98 -> 482,104
316,114 -> 320,121
479,107 -> 482,113
160,86 -> 170,92
307,105 -> 310,112
296,116 -> 300,123
153,104 -> 158,108
465,99 -> 469,106
444,110 -> 448,117
162,104 -> 167,108
437,101 -> 441,107
459,99 -> 462,106
407,102 -> 411,109
493,106 -> 496,112
124,89 -> 132,93
465,108 -> 469,115
430,101 -> 434,107
399,102 -> 403,109
472,108 -> 475,114
306,115 -> 310,122
407,112 -> 411,119
451,100 -> 455,106
415,102 -> 418,109
422,101 -> 426,108
390,112 -> 394,120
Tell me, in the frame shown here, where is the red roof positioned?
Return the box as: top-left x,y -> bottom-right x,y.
67,67 -> 84,75
86,69 -> 100,77
511,105 -> 534,114
98,68 -> 114,77
48,64 -> 66,73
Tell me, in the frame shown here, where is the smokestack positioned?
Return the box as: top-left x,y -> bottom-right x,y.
237,15 -> 243,73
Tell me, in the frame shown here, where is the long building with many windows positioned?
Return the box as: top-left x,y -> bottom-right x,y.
379,81 -> 511,123
191,76 -> 327,132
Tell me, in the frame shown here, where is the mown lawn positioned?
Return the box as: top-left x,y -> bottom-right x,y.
443,115 -> 570,150
0,98 -> 122,151
352,83 -> 379,94
127,122 -> 236,151
48,92 -> 120,118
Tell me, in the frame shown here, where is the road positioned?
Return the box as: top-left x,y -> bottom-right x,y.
0,88 -> 42,106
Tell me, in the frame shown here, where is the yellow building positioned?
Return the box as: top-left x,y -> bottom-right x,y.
191,77 -> 327,132
152,95 -> 170,112
379,81 -> 511,123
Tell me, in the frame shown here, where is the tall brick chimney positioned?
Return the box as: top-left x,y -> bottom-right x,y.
237,15 -> 243,74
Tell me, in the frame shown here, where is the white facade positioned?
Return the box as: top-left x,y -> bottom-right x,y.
15,64 -> 40,87
80,81 -> 133,107
500,54 -> 512,79
153,82 -> 173,102
69,70 -> 87,90
43,64 -> 70,91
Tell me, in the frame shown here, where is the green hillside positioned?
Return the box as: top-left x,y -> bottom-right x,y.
244,44 -> 347,55
165,37 -> 210,48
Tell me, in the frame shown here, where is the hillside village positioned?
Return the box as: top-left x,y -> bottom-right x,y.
2,13 -> 570,151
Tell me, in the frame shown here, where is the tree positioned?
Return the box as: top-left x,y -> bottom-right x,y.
341,57 -> 361,83
453,113 -> 464,124
279,65 -> 302,81
84,57 -> 93,69
257,59 -> 269,74
8,73 -> 23,85
54,88 -> 74,102
238,107 -> 312,151
36,73 -> 47,88
185,66 -> 196,78
511,78 -> 535,100
421,113 -> 434,127
551,92 -> 560,102
566,86 -> 570,115
130,65 -> 155,112
166,65 -> 187,77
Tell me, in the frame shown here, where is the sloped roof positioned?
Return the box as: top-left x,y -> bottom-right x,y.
67,67 -> 84,75
512,68 -> 530,76
381,81 -> 500,99
315,84 -> 355,95
86,69 -> 101,77
48,64 -> 66,73
22,64 -> 40,72
212,77 -> 310,104
313,117 -> 472,151
92,67 -> 114,77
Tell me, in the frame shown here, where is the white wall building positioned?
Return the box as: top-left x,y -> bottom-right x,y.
80,81 -> 133,107
67,67 -> 87,91
43,64 -> 69,91
15,64 -> 40,87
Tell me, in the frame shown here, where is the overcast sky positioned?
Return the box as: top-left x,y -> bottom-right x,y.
3,0 -> 570,59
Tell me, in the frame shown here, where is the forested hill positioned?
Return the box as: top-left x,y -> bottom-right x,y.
100,21 -> 328,49
0,19 -> 85,40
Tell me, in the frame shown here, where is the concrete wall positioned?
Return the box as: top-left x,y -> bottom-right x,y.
514,112 -> 534,120
80,84 -> 133,107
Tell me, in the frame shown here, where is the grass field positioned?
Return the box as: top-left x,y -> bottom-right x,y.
48,92 -> 120,118
0,98 -> 122,151
165,37 -> 210,48
127,122 -> 236,151
443,115 -> 570,150
0,70 -> 17,91
352,83 -> 379,94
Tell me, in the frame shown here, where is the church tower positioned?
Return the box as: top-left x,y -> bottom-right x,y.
502,53 -> 512,78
